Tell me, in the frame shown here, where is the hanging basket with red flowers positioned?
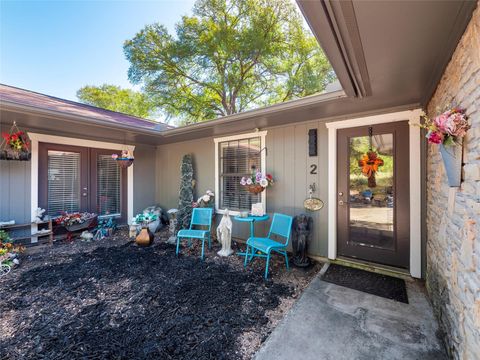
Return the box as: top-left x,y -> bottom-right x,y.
0,122 -> 31,161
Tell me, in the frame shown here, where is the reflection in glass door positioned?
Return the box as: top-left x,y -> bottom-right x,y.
349,134 -> 394,250
337,122 -> 410,269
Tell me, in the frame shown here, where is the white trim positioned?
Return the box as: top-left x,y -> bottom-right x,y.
28,133 -> 135,226
325,109 -> 423,278
214,131 -> 268,216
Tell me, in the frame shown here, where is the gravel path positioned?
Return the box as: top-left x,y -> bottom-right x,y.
0,229 -> 320,359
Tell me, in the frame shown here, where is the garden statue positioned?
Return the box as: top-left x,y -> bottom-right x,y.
167,208 -> 179,244
33,207 -> 45,223
177,154 -> 195,231
217,209 -> 233,257
292,214 -> 314,267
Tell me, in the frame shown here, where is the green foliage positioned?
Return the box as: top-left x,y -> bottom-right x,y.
124,0 -> 335,125
76,84 -> 157,119
349,136 -> 394,192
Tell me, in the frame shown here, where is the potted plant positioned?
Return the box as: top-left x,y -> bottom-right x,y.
1,122 -> 31,161
134,213 -> 156,246
240,171 -> 274,194
112,149 -> 134,168
420,107 -> 470,187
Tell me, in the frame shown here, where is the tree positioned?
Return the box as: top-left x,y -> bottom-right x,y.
76,84 -> 157,119
124,0 -> 335,125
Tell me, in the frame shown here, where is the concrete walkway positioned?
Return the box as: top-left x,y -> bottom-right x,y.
255,269 -> 446,360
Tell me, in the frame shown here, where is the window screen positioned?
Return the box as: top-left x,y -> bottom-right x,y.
47,150 -> 81,216
219,137 -> 261,211
97,154 -> 121,216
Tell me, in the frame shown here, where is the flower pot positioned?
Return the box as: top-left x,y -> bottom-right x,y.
0,149 -> 31,161
440,142 -> 463,187
245,184 -> 265,194
136,227 -> 153,246
116,158 -> 134,168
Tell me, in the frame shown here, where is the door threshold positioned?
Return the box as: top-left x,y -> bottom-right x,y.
331,257 -> 412,280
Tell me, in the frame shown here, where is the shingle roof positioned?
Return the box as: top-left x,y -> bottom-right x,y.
0,84 -> 173,131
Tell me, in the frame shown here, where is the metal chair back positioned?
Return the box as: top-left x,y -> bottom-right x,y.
190,208 -> 213,230
268,213 -> 293,246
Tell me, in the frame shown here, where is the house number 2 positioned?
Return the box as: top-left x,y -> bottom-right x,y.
310,164 -> 317,174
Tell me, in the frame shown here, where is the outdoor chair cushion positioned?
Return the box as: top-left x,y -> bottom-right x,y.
177,229 -> 209,238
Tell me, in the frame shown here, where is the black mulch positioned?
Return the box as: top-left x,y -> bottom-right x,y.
321,264 -> 408,303
0,237 -> 308,360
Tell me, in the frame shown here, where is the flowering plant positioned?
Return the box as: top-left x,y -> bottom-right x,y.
0,230 -> 25,268
420,108 -> 470,146
55,212 -> 96,227
1,131 -> 30,152
240,171 -> 274,193
193,190 -> 215,208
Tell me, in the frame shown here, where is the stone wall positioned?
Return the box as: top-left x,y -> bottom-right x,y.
425,3 -> 480,359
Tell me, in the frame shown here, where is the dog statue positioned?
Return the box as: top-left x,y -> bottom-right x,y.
292,214 -> 313,267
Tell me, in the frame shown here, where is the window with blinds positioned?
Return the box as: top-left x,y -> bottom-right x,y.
97,154 -> 121,216
47,150 -> 81,216
219,137 -> 261,211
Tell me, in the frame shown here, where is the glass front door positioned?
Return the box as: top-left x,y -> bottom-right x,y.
337,122 -> 410,269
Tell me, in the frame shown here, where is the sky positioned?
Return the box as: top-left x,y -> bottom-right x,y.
0,0 -> 196,101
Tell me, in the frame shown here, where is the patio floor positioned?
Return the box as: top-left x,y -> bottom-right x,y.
0,230 -> 319,359
255,265 -> 446,360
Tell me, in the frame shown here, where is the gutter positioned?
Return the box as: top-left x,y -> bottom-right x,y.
1,89 -> 346,138
160,89 -> 346,137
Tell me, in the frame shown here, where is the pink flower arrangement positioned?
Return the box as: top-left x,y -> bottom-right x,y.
240,171 -> 274,189
421,107 -> 470,146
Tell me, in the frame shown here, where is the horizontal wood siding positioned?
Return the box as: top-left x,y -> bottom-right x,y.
156,121 -> 329,257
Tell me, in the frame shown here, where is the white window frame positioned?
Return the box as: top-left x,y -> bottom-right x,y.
214,131 -> 267,216
29,133 -> 135,243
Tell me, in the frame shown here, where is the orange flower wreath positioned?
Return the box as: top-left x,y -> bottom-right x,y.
358,151 -> 384,188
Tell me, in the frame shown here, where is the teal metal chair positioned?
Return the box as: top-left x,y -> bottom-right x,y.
176,208 -> 213,260
244,213 -> 293,279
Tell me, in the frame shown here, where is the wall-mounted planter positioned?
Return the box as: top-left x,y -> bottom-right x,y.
440,141 -> 463,187
0,150 -> 31,161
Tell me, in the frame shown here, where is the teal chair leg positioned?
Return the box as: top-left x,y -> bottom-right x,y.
208,233 -> 211,249
284,250 -> 290,271
265,252 -> 271,279
176,237 -> 181,256
244,245 -> 249,267
201,237 -> 205,260
188,238 -> 192,247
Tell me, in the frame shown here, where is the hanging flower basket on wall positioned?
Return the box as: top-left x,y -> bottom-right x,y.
418,107 -> 470,188
245,184 -> 265,194
116,158 -> 134,168
440,141 -> 463,187
0,122 -> 31,161
112,150 -> 134,168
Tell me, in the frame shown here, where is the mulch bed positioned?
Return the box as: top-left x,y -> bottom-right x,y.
0,229 -> 320,359
321,264 -> 408,303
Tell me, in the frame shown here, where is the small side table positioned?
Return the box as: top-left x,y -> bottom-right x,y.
233,214 -> 270,256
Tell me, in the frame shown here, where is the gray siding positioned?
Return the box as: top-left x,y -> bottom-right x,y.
133,144 -> 157,215
0,159 -> 31,224
155,120 -> 329,257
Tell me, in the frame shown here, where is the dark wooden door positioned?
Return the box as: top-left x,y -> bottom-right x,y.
39,143 -> 127,222
337,121 -> 410,269
39,143 -> 90,216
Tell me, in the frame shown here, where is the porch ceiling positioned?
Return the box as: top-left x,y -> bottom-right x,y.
1,1 -> 476,146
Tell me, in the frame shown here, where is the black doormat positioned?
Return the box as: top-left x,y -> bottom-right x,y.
321,264 -> 408,303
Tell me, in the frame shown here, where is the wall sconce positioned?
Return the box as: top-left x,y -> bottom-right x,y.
308,129 -> 317,157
